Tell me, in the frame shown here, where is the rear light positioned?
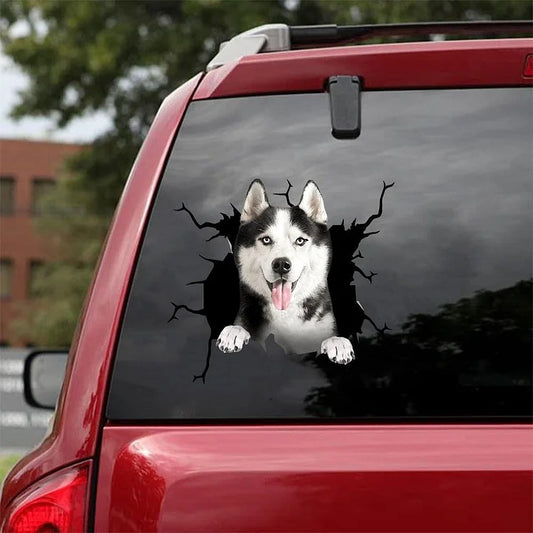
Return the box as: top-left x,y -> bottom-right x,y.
2,462 -> 90,533
524,54 -> 533,78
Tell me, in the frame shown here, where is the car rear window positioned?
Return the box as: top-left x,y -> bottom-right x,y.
107,88 -> 532,421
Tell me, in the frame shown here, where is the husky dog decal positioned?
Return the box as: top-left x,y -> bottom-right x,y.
172,178 -> 393,381
216,180 -> 355,364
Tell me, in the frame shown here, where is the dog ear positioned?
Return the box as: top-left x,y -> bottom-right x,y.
241,179 -> 270,223
298,181 -> 327,224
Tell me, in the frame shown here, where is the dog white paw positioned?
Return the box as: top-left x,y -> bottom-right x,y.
217,325 -> 250,353
320,336 -> 355,365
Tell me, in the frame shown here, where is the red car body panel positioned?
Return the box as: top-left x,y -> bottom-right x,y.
2,37 -> 533,530
194,39 -> 533,100
94,425 -> 533,532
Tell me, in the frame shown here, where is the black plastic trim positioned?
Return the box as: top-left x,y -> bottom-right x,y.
328,75 -> 362,139
105,415 -> 533,426
290,21 -> 533,46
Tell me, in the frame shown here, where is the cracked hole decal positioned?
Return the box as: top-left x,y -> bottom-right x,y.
170,179 -> 393,382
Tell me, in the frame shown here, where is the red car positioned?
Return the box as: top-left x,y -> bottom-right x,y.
2,21 -> 532,532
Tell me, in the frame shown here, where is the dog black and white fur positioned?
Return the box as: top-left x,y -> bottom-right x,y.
216,179 -> 354,365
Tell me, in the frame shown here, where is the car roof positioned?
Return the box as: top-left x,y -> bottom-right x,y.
195,38 -> 533,100
206,21 -> 532,71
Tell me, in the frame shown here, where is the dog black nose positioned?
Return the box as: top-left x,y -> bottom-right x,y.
272,257 -> 291,275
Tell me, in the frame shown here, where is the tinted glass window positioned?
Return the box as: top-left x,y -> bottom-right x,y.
108,89 -> 532,420
0,177 -> 15,215
31,178 -> 56,216
0,259 -> 14,299
28,261 -> 45,298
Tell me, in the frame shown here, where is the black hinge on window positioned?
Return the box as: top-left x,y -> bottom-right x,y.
327,76 -> 361,140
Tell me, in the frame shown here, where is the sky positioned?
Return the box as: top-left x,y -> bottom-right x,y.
0,50 -> 111,143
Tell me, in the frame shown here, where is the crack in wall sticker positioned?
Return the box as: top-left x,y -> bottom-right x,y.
169,179 -> 394,383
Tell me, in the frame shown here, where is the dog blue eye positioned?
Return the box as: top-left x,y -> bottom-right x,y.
295,237 -> 308,246
260,236 -> 272,245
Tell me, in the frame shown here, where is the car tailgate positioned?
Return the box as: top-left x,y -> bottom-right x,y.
93,424 -> 532,532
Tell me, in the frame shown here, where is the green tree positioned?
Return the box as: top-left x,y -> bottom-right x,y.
1,0 -> 530,346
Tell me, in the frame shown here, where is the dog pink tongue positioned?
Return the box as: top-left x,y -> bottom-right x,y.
272,280 -> 292,310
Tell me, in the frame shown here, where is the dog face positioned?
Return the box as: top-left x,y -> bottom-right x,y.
235,180 -> 332,310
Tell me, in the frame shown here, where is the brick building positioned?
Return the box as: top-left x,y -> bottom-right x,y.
0,139 -> 82,346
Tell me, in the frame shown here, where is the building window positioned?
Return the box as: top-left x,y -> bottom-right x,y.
0,176 -> 15,215
0,259 -> 13,299
31,177 -> 56,215
29,261 -> 45,298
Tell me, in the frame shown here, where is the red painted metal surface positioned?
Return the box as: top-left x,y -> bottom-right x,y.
0,73 -> 203,513
94,425 -> 533,532
194,39 -> 533,100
